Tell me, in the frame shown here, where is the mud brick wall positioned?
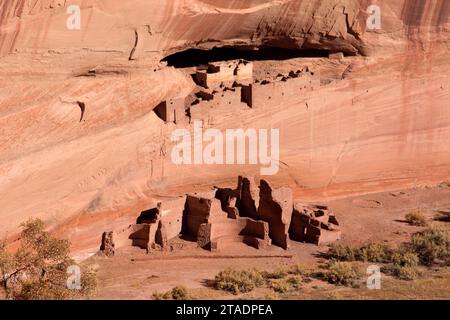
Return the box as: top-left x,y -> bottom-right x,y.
258,180 -> 293,249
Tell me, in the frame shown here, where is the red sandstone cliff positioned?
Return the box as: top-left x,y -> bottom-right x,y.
0,0 -> 448,258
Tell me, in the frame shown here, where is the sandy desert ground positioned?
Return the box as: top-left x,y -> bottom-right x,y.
87,184 -> 450,300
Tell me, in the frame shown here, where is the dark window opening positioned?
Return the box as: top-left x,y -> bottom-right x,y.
137,207 -> 159,224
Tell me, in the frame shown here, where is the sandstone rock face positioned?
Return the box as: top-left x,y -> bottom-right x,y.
0,0 -> 368,58
0,1 -> 448,258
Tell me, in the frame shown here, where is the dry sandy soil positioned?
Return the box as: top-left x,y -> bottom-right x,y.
87,184 -> 450,300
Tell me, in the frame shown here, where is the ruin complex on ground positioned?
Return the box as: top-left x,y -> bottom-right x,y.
100,177 -> 341,256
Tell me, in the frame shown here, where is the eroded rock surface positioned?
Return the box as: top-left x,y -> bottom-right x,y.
0,1 -> 448,259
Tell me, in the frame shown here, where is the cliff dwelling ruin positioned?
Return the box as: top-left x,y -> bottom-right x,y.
100,177 -> 341,256
150,45 -> 336,127
152,56 -> 321,125
128,48 -> 339,256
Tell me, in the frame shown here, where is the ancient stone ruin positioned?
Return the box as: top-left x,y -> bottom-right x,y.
194,59 -> 253,89
153,98 -> 187,124
152,59 -> 320,125
289,203 -> 341,245
241,67 -> 319,109
328,52 -> 345,60
99,197 -> 186,255
100,231 -> 115,257
100,177 -> 341,255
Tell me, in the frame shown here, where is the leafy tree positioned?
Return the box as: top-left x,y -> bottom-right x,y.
0,218 -> 96,300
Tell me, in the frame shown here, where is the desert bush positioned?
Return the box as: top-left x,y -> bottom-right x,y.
405,210 -> 428,226
327,242 -> 392,263
269,280 -> 290,293
171,286 -> 188,300
396,267 -> 418,280
214,268 -> 264,295
359,242 -> 393,263
288,264 -> 313,277
152,285 -> 188,300
0,218 -> 97,300
391,249 -> 419,267
323,261 -> 359,286
286,275 -> 303,290
269,275 -> 302,293
326,227 -> 449,268
263,292 -> 279,300
152,291 -> 172,300
381,264 -> 418,281
261,268 -> 288,280
326,243 -> 359,261
408,226 -> 450,266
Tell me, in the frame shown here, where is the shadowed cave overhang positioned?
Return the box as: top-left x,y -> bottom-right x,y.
161,46 -> 332,68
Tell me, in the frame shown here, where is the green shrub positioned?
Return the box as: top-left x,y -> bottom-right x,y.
264,292 -> 279,300
359,242 -> 392,263
288,264 -> 313,277
326,243 -> 359,261
171,286 -> 188,300
381,265 -> 418,281
327,242 -> 392,263
405,210 -> 428,226
323,262 -> 359,286
286,275 -> 303,290
391,250 -> 419,267
396,267 -> 418,280
269,275 -> 302,293
214,268 -> 264,295
0,219 -> 97,300
261,268 -> 288,280
409,227 -> 450,266
152,285 -> 188,300
152,291 -> 172,300
270,280 -> 290,293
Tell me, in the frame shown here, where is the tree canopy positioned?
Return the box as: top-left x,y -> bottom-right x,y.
0,218 -> 96,300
